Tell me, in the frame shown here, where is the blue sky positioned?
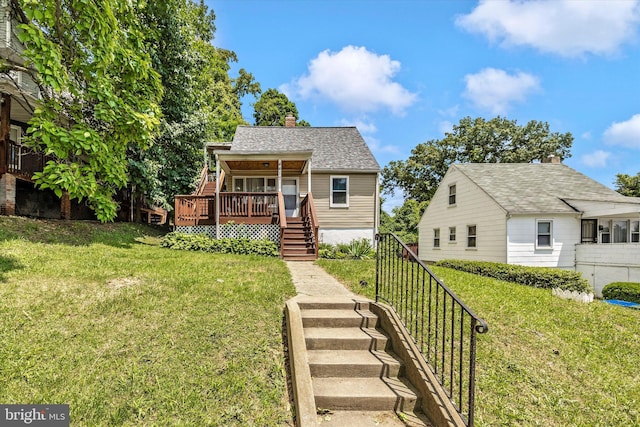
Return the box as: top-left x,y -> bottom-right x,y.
208,0 -> 640,210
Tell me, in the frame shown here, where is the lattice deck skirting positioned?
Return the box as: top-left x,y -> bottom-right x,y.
175,224 -> 281,246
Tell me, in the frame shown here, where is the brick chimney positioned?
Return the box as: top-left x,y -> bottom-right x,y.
285,114 -> 296,128
542,155 -> 562,164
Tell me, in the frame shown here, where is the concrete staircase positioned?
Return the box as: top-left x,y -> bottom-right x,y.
282,217 -> 317,261
297,298 -> 429,425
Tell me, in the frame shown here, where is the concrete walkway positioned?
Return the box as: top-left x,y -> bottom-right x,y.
284,261 -> 428,426
285,261 -> 355,297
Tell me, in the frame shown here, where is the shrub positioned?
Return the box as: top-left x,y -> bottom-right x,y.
160,232 -> 279,257
602,282 -> 640,304
345,238 -> 375,260
435,259 -> 592,293
318,239 -> 374,260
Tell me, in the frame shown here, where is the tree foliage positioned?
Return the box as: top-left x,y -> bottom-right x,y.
379,199 -> 428,243
382,116 -> 573,202
253,88 -> 309,126
615,172 -> 640,197
14,0 -> 162,222
133,0 -> 261,214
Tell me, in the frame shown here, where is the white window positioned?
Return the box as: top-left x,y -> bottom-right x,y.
600,221 -> 611,243
613,220 -> 628,243
449,226 -> 456,242
433,228 -> 440,248
632,221 -> 639,243
232,177 -> 277,193
448,184 -> 456,205
536,220 -> 552,248
467,225 -> 477,248
330,176 -> 349,207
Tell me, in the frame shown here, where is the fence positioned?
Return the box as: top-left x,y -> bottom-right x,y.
375,233 -> 488,426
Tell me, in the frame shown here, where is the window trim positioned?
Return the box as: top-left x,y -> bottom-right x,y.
448,184 -> 457,206
449,226 -> 456,242
631,220 -> 639,243
536,219 -> 553,249
467,224 -> 477,248
330,175 -> 349,208
433,228 -> 440,248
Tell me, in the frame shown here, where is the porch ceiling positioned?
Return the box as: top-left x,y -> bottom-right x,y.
224,160 -> 306,173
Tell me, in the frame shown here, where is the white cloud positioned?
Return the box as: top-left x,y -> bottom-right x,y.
456,0 -> 640,57
282,46 -> 417,115
581,150 -> 612,168
438,120 -> 453,135
339,117 -> 377,134
581,131 -> 592,140
603,114 -> 640,148
364,135 -> 400,155
463,68 -> 540,114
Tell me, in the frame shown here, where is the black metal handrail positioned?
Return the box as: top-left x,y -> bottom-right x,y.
375,233 -> 488,426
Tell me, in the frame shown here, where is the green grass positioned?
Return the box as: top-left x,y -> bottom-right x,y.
317,259 -> 640,427
0,217 -> 296,426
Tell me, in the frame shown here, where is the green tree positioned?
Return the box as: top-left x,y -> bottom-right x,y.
379,199 -> 428,243
14,0 -> 162,222
615,172 -> 640,197
382,116 -> 573,202
253,88 -> 310,126
135,0 -> 260,217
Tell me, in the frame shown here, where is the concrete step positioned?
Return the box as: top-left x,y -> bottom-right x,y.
297,298 -> 371,311
313,377 -> 420,412
305,327 -> 388,351
301,308 -> 379,328
308,349 -> 403,378
283,254 -> 317,261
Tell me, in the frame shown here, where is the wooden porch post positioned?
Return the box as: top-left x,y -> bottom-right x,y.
0,93 -> 11,174
307,158 -> 312,195
277,159 -> 282,192
215,154 -> 220,239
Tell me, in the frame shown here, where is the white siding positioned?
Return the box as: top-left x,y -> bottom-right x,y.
576,243 -> 640,296
418,167 -> 507,263
506,215 -> 580,268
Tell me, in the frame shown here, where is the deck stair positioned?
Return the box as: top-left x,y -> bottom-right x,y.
282,216 -> 317,261
199,181 -> 217,196
297,297 -> 429,425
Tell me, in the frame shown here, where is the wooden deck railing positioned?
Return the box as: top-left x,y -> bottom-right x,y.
7,141 -> 49,178
278,192 -> 287,257
300,192 -> 319,257
174,192 -> 280,226
195,165 -> 209,195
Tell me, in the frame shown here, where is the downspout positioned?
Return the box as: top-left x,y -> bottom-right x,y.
374,172 -> 380,246
215,154 -> 220,239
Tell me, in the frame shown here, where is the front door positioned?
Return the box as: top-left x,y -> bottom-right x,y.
282,179 -> 298,217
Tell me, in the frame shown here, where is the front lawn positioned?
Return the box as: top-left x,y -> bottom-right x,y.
317,259 -> 640,426
0,217 -> 296,425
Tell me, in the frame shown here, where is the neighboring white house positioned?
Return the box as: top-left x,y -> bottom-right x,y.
418,161 -> 640,296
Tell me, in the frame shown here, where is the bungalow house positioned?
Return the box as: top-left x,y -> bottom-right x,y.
417,160 -> 640,296
174,117 -> 381,260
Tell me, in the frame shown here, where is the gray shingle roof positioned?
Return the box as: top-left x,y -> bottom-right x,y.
231,126 -> 380,172
454,163 -> 631,214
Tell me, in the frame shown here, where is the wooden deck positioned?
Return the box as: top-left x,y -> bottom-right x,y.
174,192 -> 279,226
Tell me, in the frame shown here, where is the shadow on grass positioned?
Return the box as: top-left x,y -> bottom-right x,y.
0,254 -> 23,282
0,216 -> 167,248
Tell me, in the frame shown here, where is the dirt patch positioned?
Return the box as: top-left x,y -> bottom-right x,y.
106,277 -> 141,289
